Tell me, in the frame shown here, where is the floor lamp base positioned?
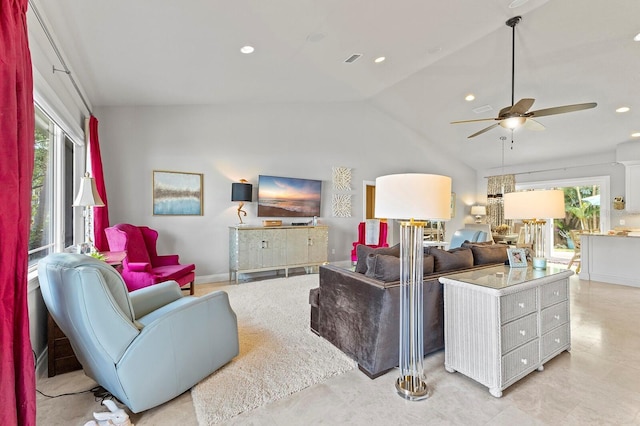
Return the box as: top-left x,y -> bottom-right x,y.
396,375 -> 430,401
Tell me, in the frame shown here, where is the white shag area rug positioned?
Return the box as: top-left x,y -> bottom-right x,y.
191,274 -> 356,425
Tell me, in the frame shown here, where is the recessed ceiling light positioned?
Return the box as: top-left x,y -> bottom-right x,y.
240,45 -> 255,54
374,56 -> 386,63
465,94 -> 475,102
509,0 -> 529,8
307,32 -> 325,43
634,33 -> 640,42
616,106 -> 630,113
632,132 -> 640,138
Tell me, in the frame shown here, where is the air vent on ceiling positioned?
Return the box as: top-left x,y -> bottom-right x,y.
344,53 -> 362,63
472,105 -> 493,114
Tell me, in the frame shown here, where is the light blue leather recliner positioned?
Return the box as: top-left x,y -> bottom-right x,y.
38,253 -> 239,413
449,228 -> 489,249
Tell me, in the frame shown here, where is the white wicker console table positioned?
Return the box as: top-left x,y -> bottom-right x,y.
439,265 -> 573,397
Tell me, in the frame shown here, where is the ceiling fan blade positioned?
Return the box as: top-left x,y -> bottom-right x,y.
451,117 -> 498,124
524,118 -> 545,131
468,123 -> 500,138
509,98 -> 535,115
529,102 -> 597,118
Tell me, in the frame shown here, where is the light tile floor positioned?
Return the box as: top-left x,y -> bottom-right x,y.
36,270 -> 640,425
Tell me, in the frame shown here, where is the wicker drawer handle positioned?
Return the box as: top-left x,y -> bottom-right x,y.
554,338 -> 561,344
519,330 -> 526,336
518,302 -> 525,309
521,358 -> 528,365
553,290 -> 560,296
554,315 -> 561,320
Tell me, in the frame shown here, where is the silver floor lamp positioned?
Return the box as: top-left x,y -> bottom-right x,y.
375,173 -> 452,401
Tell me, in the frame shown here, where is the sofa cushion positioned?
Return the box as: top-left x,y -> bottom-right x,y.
355,243 -> 400,274
364,253 -> 435,282
467,244 -> 509,265
431,247 -> 474,272
462,240 -> 494,246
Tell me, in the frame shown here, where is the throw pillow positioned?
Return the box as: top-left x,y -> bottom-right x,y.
364,253 -> 436,282
468,244 -> 508,265
431,247 -> 474,272
365,254 -> 400,282
423,254 -> 435,275
355,243 -> 400,274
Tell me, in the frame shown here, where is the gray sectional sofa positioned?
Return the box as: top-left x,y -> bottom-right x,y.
309,242 -> 508,378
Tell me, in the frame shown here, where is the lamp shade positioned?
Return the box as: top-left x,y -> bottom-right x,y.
73,172 -> 105,207
504,189 -> 565,219
374,173 -> 452,221
470,205 -> 486,216
231,182 -> 253,202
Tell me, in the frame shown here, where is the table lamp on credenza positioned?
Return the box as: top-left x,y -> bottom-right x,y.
231,179 -> 253,225
504,189 -> 565,269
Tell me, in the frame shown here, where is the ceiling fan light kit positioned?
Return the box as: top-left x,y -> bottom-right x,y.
500,116 -> 526,129
451,15 -> 597,139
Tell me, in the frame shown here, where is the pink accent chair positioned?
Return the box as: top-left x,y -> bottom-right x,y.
105,224 -> 195,294
351,221 -> 389,263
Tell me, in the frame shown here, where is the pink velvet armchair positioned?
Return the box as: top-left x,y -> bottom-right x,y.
351,220 -> 389,263
105,224 -> 195,294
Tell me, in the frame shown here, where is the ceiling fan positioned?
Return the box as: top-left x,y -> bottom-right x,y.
451,16 -> 597,139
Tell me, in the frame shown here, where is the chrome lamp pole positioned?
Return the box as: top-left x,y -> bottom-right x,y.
375,173 -> 452,401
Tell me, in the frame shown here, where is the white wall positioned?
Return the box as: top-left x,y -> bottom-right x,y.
96,102 -> 479,282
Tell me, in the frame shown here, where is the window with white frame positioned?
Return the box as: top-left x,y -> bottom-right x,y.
29,104 -> 78,269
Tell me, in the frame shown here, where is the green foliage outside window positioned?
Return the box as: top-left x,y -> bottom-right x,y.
30,126 -> 51,254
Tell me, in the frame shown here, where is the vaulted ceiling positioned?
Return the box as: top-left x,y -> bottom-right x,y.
30,0 -> 640,171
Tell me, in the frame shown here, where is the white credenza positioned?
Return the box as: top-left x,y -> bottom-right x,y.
440,265 -> 573,397
229,225 -> 328,283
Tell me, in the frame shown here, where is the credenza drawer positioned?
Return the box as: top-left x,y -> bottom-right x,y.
500,288 -> 537,323
541,301 -> 569,334
501,313 -> 538,354
542,323 -> 570,360
501,339 -> 540,384
540,279 -> 568,308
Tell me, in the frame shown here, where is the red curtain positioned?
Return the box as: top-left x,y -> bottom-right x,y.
89,115 -> 110,251
0,0 -> 37,424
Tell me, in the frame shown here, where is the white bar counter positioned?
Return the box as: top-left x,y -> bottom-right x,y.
580,233 -> 640,287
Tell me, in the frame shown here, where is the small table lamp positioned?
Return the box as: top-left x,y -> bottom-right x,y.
470,205 -> 487,223
375,173 -> 452,401
231,179 -> 253,225
504,189 -> 565,269
73,172 -> 105,253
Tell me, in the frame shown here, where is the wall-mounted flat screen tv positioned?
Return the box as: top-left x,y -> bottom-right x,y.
258,175 -> 322,217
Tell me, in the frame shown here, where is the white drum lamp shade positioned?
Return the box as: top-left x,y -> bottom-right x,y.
375,174 -> 452,221
374,173 -> 451,401
503,189 -> 565,220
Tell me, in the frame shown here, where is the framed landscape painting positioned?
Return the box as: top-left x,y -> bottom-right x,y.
153,170 -> 203,216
